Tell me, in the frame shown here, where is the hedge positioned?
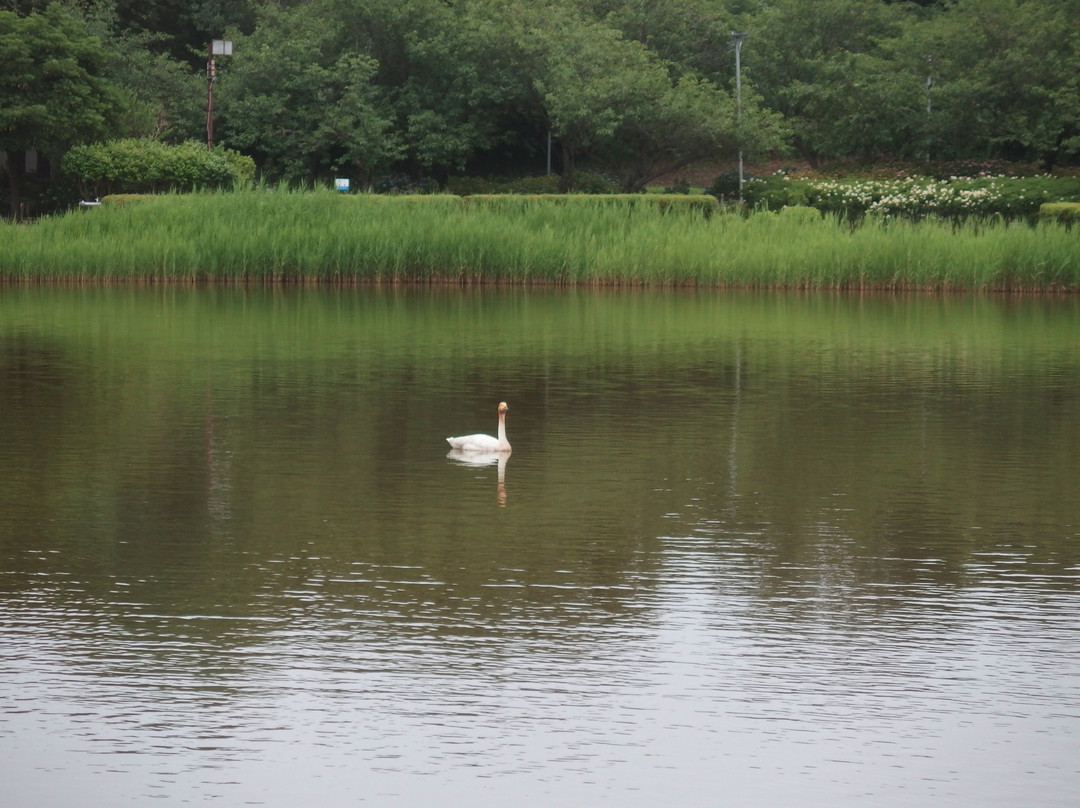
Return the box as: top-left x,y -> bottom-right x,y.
733,173 -> 1080,222
61,139 -> 255,198
461,193 -> 719,215
1039,202 -> 1080,224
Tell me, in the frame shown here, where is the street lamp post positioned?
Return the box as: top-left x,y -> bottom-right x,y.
925,55 -> 933,163
731,31 -> 747,203
207,39 -> 233,150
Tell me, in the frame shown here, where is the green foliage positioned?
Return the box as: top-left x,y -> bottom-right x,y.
0,4 -> 121,152
603,73 -> 787,191
93,29 -> 206,142
777,205 -> 822,223
8,0 -> 1080,192
514,5 -> 787,191
664,178 -> 692,195
896,0 -> 1080,168
443,176 -> 501,195
6,188 -> 1077,290
735,172 -> 809,208
732,0 -> 1080,168
742,173 -> 1080,221
744,0 -> 913,165
100,193 -> 153,206
524,7 -> 668,181
371,174 -> 441,194
60,138 -> 254,196
386,0 -> 529,173
565,171 -> 621,194
707,169 -> 744,201
105,0 -> 260,65
0,2 -> 124,216
502,175 -> 564,194
444,172 -> 618,195
460,194 -> 719,216
1039,203 -> 1080,224
221,2 -> 402,185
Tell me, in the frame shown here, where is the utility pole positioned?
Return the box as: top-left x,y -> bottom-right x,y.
207,39 -> 233,150
925,55 -> 933,163
732,31 -> 747,203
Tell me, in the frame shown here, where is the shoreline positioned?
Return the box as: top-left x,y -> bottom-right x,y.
3,191 -> 1078,292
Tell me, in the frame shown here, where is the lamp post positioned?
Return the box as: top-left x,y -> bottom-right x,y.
207,39 -> 233,150
731,31 -> 747,203
924,55 -> 933,163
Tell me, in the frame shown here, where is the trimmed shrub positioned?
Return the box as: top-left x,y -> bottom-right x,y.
647,194 -> 720,215
1039,202 -> 1080,224
461,193 -> 719,216
61,139 -> 254,198
100,194 -> 155,206
503,175 -> 562,194
778,205 -> 822,222
443,172 -> 619,195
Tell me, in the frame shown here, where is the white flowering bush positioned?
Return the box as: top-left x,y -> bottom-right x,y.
743,173 -> 1080,221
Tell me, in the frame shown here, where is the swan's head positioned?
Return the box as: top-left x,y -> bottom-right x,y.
498,401 -> 509,414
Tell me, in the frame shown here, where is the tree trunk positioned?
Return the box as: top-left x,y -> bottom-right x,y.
558,142 -> 575,192
791,137 -> 821,170
5,149 -> 25,221
1040,128 -> 1076,173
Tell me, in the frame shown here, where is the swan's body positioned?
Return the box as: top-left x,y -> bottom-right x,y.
447,401 -> 511,453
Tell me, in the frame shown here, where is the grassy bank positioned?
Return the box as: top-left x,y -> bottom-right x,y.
1,189 -> 1078,290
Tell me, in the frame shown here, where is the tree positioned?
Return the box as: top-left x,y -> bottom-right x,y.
512,3 -> 782,190
606,75 -> 787,191
220,3 -> 401,185
529,15 -> 656,185
108,0 -> 259,65
582,0 -> 735,80
0,3 -> 122,218
743,0 -> 918,165
310,0 -> 545,180
898,0 -> 1080,167
354,0 -> 530,177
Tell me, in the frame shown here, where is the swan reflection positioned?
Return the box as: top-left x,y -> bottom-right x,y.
447,449 -> 509,506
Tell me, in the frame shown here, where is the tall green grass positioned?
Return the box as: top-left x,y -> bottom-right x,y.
2,189 -> 1078,290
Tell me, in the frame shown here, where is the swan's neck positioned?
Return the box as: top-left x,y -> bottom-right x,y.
497,412 -> 510,450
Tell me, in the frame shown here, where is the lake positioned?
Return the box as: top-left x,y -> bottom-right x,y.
1,287 -> 1078,807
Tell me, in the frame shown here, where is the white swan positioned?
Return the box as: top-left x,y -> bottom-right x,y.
446,401 -> 511,453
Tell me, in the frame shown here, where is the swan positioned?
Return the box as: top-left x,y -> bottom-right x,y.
446,401 -> 511,453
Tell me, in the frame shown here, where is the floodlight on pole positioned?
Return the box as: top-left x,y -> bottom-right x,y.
207,39 -> 233,150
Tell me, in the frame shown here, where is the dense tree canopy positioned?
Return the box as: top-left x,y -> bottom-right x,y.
220,2 -> 401,184
0,2 -> 122,216
906,0 -> 1080,169
2,0 -> 1079,205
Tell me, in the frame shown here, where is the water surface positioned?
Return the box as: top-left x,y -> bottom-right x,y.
1,288 -> 1078,806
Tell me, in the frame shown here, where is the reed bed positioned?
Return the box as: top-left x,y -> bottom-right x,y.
2,189 -> 1078,290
